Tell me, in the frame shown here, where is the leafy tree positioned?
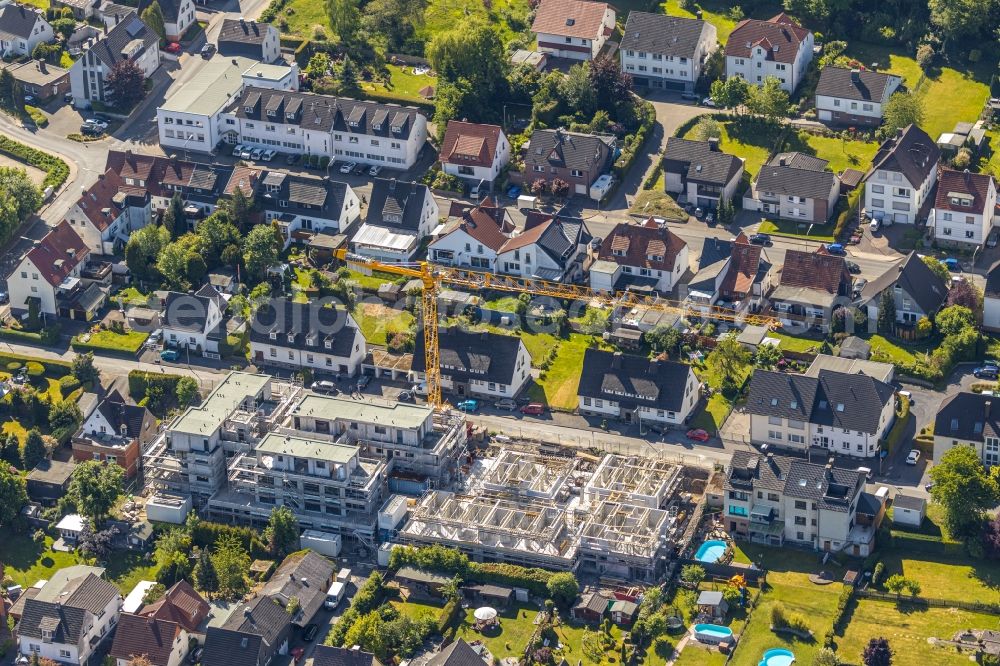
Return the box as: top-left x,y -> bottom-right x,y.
0,167 -> 42,228
680,564 -> 706,586
936,304 -> 975,336
105,58 -> 145,110
877,289 -> 896,335
193,548 -> 219,595
883,573 -> 908,595
915,43 -> 935,70
0,432 -> 21,467
588,55 -> 633,119
862,637 -> 893,666
70,460 -> 124,523
360,0 -> 424,52
546,572 -> 579,608
921,256 -> 950,283
706,331 -> 751,391
49,400 -> 83,435
929,0 -> 991,44
337,56 -> 358,93
222,185 -> 255,231
710,76 -> 749,113
305,52 -> 331,79
125,224 -> 171,283
163,192 -> 187,239
140,1 -> 166,41
243,224 -> 282,280
645,325 -> 682,356
51,17 -> 76,39
154,528 -> 193,585
693,116 -> 722,142
577,307 -> 610,335
78,522 -> 119,559
142,583 -> 166,605
747,76 -> 789,123
812,647 -> 840,666
754,342 -> 782,369
0,466 -> 27,527
947,279 -> 983,316
157,233 -> 206,291
196,214 -> 242,269
428,24 -> 507,124
212,534 -> 250,599
929,444 -> 999,539
343,611 -> 387,659
22,428 -> 47,469
324,0 -> 360,44
176,376 -> 199,407
265,505 -> 299,558
0,68 -> 17,109
878,93 -> 923,141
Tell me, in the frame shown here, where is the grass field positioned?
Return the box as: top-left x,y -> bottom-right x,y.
276,0 -> 329,39
419,0 -> 530,46
795,134 -> 879,175
529,333 -> 608,410
687,393 -> 732,435
672,645 -> 728,666
757,219 -> 835,242
878,548 -> 1000,605
351,303 -> 415,346
682,120 -> 778,177
456,603 -> 541,660
658,0 -> 783,42
73,329 -> 148,353
483,295 -> 522,312
865,334 -> 933,366
769,331 -> 828,353
631,172 -> 687,219
360,64 -> 437,104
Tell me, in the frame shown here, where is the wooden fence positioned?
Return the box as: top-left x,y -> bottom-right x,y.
856,588 -> 1000,615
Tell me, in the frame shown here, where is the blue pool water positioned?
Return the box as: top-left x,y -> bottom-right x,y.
758,648 -> 795,666
694,539 -> 727,563
692,623 -> 733,643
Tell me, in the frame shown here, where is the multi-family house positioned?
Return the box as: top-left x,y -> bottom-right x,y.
18,566 -> 123,666
933,392 -> 1000,468
745,368 -> 896,458
64,169 -> 152,255
138,581 -> 211,640
7,220 -> 106,321
223,88 -> 428,168
724,450 -> 882,555
767,248 -> 851,330
71,389 -> 157,481
160,286 -> 226,356
217,17 -> 280,62
249,299 -> 366,375
201,594 -> 291,666
530,0 -> 615,61
724,13 -> 814,93
411,327 -> 532,399
351,178 -> 438,262
744,152 -> 841,223
620,12 -> 716,91
985,263 -> 1000,332
686,233 -> 771,313
663,137 -> 744,211
590,219 -> 688,294
496,211 -> 589,281
518,128 -> 615,199
930,168 -> 998,248
109,614 -> 189,666
260,551 -> 335,628
857,251 -> 948,327
863,124 -> 940,225
815,67 -> 902,127
428,199 -> 514,271
439,121 -> 510,191
100,0 -> 194,41
69,12 -> 160,108
258,171 -> 361,247
0,5 -> 53,57
577,349 -> 700,425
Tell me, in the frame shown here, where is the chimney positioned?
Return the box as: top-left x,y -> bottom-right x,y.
389,178 -> 396,191
987,400 -> 992,419
707,137 -> 720,152
611,351 -> 622,369
778,157 -> 786,166
850,68 -> 860,83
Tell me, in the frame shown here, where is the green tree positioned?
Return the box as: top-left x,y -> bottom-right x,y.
710,76 -> 749,113
323,0 -> 360,44
196,214 -> 242,269
929,0 -> 992,44
142,583 -> 166,605
163,192 -> 187,239
343,611 -> 387,659
0,466 -> 27,528
49,400 -> 83,441
706,331 -> 751,391
105,58 -> 145,110
754,342 -> 782,369
243,224 -> 282,280
0,432 -> 21,467
157,234 -> 206,291
125,224 -> 171,283
212,533 -> 251,599
72,351 -> 100,385
305,51 -> 331,79
883,573 -> 908,595
51,17 -> 76,39
337,56 -> 358,93
546,572 -> 579,608
222,186 -> 255,231
747,76 -> 789,123
154,528 -> 193,585
193,548 -> 219,596
936,304 -> 975,336
22,428 -> 47,469
0,68 -> 16,109
265,505 -> 299,558
645,325 -> 682,356
0,167 -> 42,223
921,256 -> 950,283
69,460 -> 124,523
692,116 -> 722,142
427,24 -> 507,123
680,564 -> 706,586
812,647 -> 840,666
140,1 -> 166,41
878,92 -> 923,141
877,289 -> 896,334
929,444 -> 999,539
176,376 -> 199,407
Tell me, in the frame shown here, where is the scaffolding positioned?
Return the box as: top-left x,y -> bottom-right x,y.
474,449 -> 577,501
583,455 -> 684,509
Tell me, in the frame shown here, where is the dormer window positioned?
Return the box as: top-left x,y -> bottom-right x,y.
287,333 -> 295,343
391,125 -> 401,134
647,254 -> 663,262
373,123 -> 381,131
324,339 -> 332,349
244,106 -> 253,113
267,109 -> 276,117
349,119 -> 359,127
269,331 -> 277,340
286,113 -> 295,121
613,249 -> 625,257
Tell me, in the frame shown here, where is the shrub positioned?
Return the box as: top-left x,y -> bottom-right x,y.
952,147 -> 972,170
916,43 -> 935,69
25,361 -> 44,378
0,134 -> 69,190
58,375 -> 81,395
5,362 -> 21,371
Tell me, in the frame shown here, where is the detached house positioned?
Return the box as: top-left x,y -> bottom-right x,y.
0,5 -> 53,58
686,233 -> 771,313
578,349 -> 700,425
857,252 -> 948,327
745,368 -> 896,459
160,286 -> 226,356
69,12 -> 160,108
109,614 -> 189,666
201,595 -> 291,666
591,219 -> 689,294
439,121 -> 510,191
496,211 -> 589,281
768,248 -> 850,330
412,327 -> 532,398
724,13 -> 814,93
217,17 -> 280,62
815,67 -> 902,127
933,392 -> 1000,468
138,581 -> 211,639
663,137 -> 744,212
744,152 -> 840,224
930,168 -> 998,248
71,389 -> 156,480
351,178 -> 439,262
249,299 -> 366,376
100,0 -> 195,42
531,0 -> 615,61
258,171 -> 362,248
65,169 -> 152,255
260,551 -> 335,628
863,124 -> 940,225
428,199 -> 514,271
519,128 -> 615,199
620,13 -> 716,91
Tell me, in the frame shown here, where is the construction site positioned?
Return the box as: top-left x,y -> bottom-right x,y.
397,446 -> 700,582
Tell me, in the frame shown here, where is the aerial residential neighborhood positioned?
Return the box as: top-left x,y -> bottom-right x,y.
0,1 -> 998,665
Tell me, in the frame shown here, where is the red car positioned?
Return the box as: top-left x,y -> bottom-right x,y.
520,403 -> 545,415
686,428 -> 710,442
291,648 -> 305,663
165,42 -> 182,54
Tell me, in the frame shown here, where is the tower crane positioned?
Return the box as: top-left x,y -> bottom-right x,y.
333,249 -> 780,409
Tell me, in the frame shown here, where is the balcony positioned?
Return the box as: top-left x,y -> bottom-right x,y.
81,261 -> 112,282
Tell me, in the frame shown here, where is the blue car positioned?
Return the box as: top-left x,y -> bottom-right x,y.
825,243 -> 846,256
975,364 -> 999,379
160,349 -> 180,362
943,257 -> 960,272
456,399 -> 479,412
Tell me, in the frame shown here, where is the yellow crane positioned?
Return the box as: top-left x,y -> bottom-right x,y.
333,249 -> 780,409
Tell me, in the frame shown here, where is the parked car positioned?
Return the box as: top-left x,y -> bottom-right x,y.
369,165 -> 383,177
705,211 -> 715,225
846,260 -> 861,274
302,624 -> 319,642
943,257 -> 961,272
262,149 -> 277,162
238,147 -> 253,159
590,236 -> 602,250
456,399 -> 479,412
693,207 -> 705,219
311,380 -> 337,394
352,163 -> 366,175
520,403 -> 545,415
494,398 -> 517,411
869,218 -> 881,233
63,92 -> 73,103
700,97 -> 717,107
200,43 -> 216,58
340,161 -> 357,174
824,243 -> 846,256
852,278 -> 868,298
250,148 -> 264,161
686,428 -> 710,442
83,119 -> 108,130
397,390 -> 415,402
356,374 -> 371,390
989,229 -> 1000,249
286,153 -> 301,165
165,42 -> 181,54
188,647 -> 204,664
0,290 -> 8,303
748,233 -> 770,245
974,365 -> 999,379
232,143 -> 246,157
905,449 -> 921,465
160,349 -> 180,362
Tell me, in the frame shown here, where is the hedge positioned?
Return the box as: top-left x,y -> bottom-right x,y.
258,0 -> 289,23
388,544 -> 556,597
189,520 -> 269,559
358,89 -> 434,113
0,135 -> 69,191
0,351 -> 70,376
832,186 -> 862,241
612,101 -> 656,181
824,585 -> 855,647
327,572 -> 385,647
0,324 -> 60,345
128,370 -> 186,402
58,375 -> 81,394
25,361 -> 44,378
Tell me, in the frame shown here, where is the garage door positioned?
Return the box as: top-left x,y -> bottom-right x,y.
818,110 -> 832,121
633,77 -> 649,87
663,79 -> 686,91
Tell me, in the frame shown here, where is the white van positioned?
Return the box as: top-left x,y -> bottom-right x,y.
325,581 -> 346,609
336,568 -> 352,583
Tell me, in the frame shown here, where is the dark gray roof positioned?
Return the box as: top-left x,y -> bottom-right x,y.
259,171 -> 351,220
866,124 -> 940,187
27,458 -> 77,485
20,574 -> 119,644
745,368 -> 895,435
162,291 -> 218,333
103,0 -> 182,24
427,640 -> 488,666
621,12 -> 712,58
261,551 -> 335,626
202,628 -> 266,666
726,450 -> 864,513
578,349 -> 695,412
0,5 -> 45,40
250,299 -> 361,357
933,392 -> 1000,443
523,128 -> 614,172
412,327 -> 526,387
987,261 -> 1000,298
220,595 -> 291,647
756,155 -> 836,201
858,251 -> 947,314
771,152 -> 828,171
892,492 -> 925,512
313,646 -> 382,666
86,12 -> 157,69
365,178 -> 430,231
663,138 -> 743,186
233,87 -> 422,140
815,67 -> 899,102
93,389 -> 155,440
218,18 -> 271,44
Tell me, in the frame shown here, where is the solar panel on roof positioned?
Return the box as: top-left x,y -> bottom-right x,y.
125,16 -> 144,37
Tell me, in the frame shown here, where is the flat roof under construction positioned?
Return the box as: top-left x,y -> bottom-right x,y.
295,393 -> 431,429
171,371 -> 269,436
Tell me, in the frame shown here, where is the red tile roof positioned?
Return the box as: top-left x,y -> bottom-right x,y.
500,215 -> 554,253
440,201 -> 512,251
225,164 -> 260,196
779,248 -> 848,294
935,168 -> 996,214
725,13 -> 810,64
73,169 -> 128,231
139,580 -> 210,633
26,220 -> 88,287
720,232 -> 763,296
109,614 -> 182,666
440,121 -> 503,169
531,0 -> 612,39
596,218 -> 686,272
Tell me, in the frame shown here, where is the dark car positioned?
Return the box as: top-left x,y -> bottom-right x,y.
302,624 -> 319,642
352,162 -> 366,175
286,153 -> 301,165
397,390 -> 415,403
846,261 -> 861,274
749,233 -> 770,245
974,365 -> 1000,379
188,647 -> 204,664
200,43 -> 216,58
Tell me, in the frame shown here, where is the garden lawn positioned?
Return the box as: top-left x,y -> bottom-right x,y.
466,323 -> 561,367
670,645 -> 727,666
530,333 -> 610,411
687,393 -> 731,435
658,0 -> 782,42
455,603 -> 541,660
681,120 -> 777,176
351,303 -> 415,346
835,599 -> 999,666
390,599 -> 445,621
0,530 -> 82,589
877,547 -> 1000,605
114,287 -> 149,306
73,329 -> 148,353
797,134 -> 878,175
106,551 -> 162,594
360,64 -> 438,104
769,331 -> 828,353
864,334 -> 932,366
3,419 -> 28,443
420,0 -> 530,46
483,295 -> 522,312
630,180 -> 687,220
346,269 -> 405,292
274,0 -> 329,39
757,219 -> 835,242
551,621 -> 625,666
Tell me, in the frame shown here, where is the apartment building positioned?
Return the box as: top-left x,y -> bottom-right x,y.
930,168 -> 998,248
863,124 -> 940,225
257,170 -> 362,247
496,211 -> 589,281
933,392 -> 1000,468
724,13 -> 814,93
69,12 -> 160,108
530,0 -> 615,61
620,12 -> 716,91
64,168 -> 152,255
815,67 -> 902,127
248,299 -> 366,376
590,219 -> 689,294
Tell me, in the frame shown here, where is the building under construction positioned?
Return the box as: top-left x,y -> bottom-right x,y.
397,449 -> 689,581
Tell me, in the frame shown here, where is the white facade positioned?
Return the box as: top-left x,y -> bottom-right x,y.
931,179 -> 998,247
9,253 -> 74,316
64,198 -> 151,255
251,324 -> 366,375
162,296 -> 223,353
588,244 -> 689,294
620,24 -> 716,91
441,128 -> 510,185
725,33 -> 814,93
750,399 -> 896,459
428,228 -> 500,271
534,6 -> 615,61
0,10 -> 53,57
20,591 -> 121,666
864,165 -> 937,225
352,188 -> 439,262
816,83 -> 900,125
579,369 -> 699,424
69,31 -> 160,108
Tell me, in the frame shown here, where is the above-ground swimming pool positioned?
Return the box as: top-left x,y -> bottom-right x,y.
692,623 -> 734,644
694,539 -> 727,563
758,648 -> 795,666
